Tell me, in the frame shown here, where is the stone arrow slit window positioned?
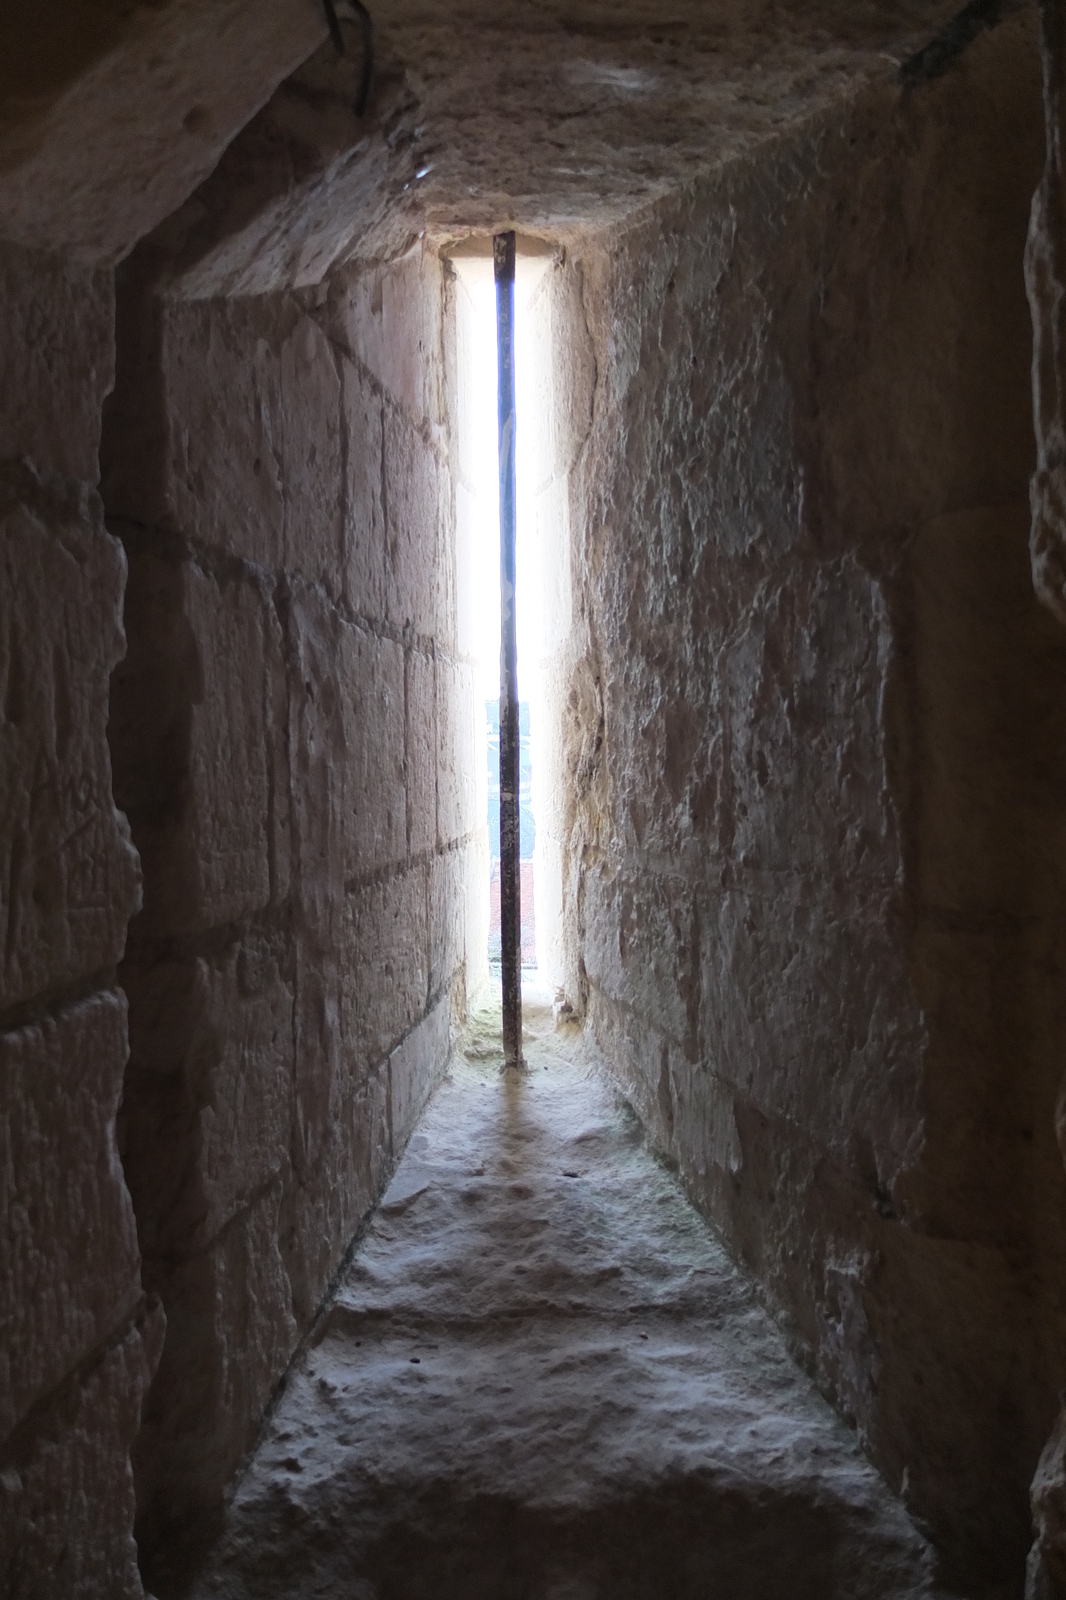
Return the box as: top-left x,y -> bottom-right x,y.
448,236 -> 559,1005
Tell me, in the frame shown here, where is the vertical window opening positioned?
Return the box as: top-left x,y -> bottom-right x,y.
450,236 -> 556,1016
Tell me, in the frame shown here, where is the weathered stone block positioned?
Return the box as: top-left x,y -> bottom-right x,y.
700,881 -> 923,1188
429,848 -> 465,1001
388,997 -> 450,1155
121,935 -> 295,1261
161,296 -> 287,570
340,622 -> 407,874
437,659 -> 477,849
0,477 -> 140,1011
406,647 -> 436,857
384,406 -> 443,638
341,355 -> 386,621
0,992 -> 142,1441
583,866 -> 698,1051
114,550 -> 281,937
333,247 -> 444,428
0,1302 -> 164,1600
280,312 -> 343,587
341,867 -> 428,1073
0,245 -> 113,485
134,1180 -> 296,1527
286,583 -> 345,952
280,1063 -> 390,1329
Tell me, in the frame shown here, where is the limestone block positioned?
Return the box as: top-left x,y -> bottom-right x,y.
134,1181 -> 296,1526
700,881 -> 923,1188
286,584 -> 345,950
388,997 -> 450,1155
0,1302 -> 164,1600
437,659 -> 477,849
334,247 -> 445,428
603,647 -> 723,869
384,406 -> 444,638
340,622 -> 407,874
280,312 -> 343,587
186,564 -> 280,922
341,355 -> 386,621
0,245 -> 113,484
121,936 -> 295,1261
0,0 -> 327,265
341,868 -> 428,1073
406,648 -> 437,857
292,935 -> 342,1188
584,986 -> 681,1156
114,549 -> 281,936
582,866 -> 697,1051
280,1064 -> 390,1329
163,297 -> 287,570
720,559 -> 897,883
430,848 -> 465,1002
0,478 -> 140,1011
0,992 -> 142,1441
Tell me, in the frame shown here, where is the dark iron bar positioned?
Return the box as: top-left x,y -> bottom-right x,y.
495,229 -> 523,1067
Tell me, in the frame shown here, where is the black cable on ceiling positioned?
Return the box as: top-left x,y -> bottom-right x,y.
321,0 -> 375,116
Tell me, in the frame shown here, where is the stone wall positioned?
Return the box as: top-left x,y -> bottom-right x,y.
102,236 -> 477,1577
561,17 -> 1064,1592
0,244 -> 163,1599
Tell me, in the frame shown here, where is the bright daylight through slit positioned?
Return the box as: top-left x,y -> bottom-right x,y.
451,240 -> 553,1001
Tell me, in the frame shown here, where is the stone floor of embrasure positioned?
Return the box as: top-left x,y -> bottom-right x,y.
187,982 -> 939,1600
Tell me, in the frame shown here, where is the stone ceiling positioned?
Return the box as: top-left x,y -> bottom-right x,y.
0,0 -> 1020,270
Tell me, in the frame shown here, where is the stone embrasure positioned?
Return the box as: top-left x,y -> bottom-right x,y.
185,989 -> 938,1600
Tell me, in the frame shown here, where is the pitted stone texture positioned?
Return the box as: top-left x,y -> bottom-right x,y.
72,1 -> 1003,291
556,23 -> 1056,1589
0,1303 -> 164,1600
0,992 -> 142,1440
279,1060 -> 393,1327
0,0 -> 328,263
332,248 -> 447,430
133,1179 -> 297,1550
384,406 -> 447,639
0,474 -> 140,1012
184,998 -> 938,1600
387,995 -> 450,1154
111,548 -> 284,937
341,868 -> 429,1073
120,935 -> 295,1262
436,659 -> 477,849
0,246 -> 113,483
106,294 -> 345,585
341,355 -> 388,622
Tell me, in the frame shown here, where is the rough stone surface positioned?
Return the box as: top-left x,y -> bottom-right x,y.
0,992 -> 142,1439
181,991 -> 940,1600
0,245 -> 113,482
0,0 -> 328,264
0,470 -> 140,1013
0,1303 -> 164,1600
103,208 -> 477,1575
540,21 -> 1063,1593
4,0 -> 1065,1594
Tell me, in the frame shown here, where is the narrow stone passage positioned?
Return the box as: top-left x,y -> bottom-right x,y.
188,990 -> 939,1600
